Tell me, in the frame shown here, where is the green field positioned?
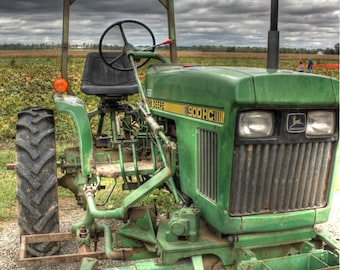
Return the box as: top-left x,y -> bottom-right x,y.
0,51 -> 338,140
0,50 -> 339,223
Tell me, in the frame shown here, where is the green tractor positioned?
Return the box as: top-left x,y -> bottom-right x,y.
14,1 -> 339,270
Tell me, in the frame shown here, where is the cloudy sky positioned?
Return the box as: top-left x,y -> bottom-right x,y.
0,0 -> 339,49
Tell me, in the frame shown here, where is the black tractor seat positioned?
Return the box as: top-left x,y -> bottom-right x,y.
81,52 -> 138,97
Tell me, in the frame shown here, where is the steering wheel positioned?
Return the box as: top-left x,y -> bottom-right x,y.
99,20 -> 156,71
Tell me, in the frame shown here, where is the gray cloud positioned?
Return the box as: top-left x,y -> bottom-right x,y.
0,0 -> 338,49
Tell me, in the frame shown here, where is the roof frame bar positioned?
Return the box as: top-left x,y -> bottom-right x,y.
61,0 -> 177,95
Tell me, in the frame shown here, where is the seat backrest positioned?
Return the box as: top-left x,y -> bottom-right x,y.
81,52 -> 138,96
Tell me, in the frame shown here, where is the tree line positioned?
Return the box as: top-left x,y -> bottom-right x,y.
0,43 -> 339,55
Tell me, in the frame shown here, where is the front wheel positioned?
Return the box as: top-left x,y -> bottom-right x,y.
16,107 -> 60,256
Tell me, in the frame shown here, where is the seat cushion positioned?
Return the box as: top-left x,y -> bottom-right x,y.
81,52 -> 138,96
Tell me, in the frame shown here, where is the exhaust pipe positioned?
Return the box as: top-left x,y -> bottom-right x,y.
267,0 -> 279,69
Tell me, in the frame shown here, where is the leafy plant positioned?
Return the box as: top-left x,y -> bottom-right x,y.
0,53 -> 338,140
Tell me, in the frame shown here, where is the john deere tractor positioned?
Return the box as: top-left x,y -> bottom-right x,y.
14,1 -> 339,270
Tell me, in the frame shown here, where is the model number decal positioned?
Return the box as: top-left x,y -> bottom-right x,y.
187,106 -> 218,122
147,98 -> 224,124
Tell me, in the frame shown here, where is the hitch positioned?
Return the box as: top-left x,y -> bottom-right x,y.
18,232 -> 106,268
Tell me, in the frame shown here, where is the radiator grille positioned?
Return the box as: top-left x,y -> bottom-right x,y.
230,142 -> 335,216
198,129 -> 217,202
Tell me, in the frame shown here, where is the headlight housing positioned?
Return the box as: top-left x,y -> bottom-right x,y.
306,111 -> 335,136
238,111 -> 274,138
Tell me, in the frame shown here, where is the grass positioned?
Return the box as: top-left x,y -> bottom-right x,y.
94,177 -> 176,214
0,141 -> 16,223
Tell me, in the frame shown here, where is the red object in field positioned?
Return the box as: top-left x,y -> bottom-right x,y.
161,38 -> 172,45
53,78 -> 69,93
312,64 -> 339,69
297,63 -> 339,70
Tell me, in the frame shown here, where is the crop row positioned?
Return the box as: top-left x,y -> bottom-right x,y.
0,53 -> 338,140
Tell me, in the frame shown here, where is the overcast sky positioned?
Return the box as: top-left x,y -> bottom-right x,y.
0,0 -> 339,49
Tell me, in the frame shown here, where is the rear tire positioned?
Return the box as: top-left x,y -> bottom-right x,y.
16,107 -> 60,256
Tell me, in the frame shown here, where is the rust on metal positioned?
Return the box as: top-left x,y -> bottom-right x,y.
18,232 -> 107,268
95,160 -> 154,178
6,163 -> 16,170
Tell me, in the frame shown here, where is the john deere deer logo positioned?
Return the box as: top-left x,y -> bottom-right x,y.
287,113 -> 306,133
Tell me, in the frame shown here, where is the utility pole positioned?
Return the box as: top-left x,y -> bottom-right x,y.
267,0 -> 279,69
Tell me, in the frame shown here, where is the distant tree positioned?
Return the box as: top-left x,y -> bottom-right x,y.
226,46 -> 236,52
324,47 -> 335,55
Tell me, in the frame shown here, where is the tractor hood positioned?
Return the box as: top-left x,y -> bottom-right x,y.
145,65 -> 339,108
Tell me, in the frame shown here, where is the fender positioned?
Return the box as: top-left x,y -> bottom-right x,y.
55,95 -> 93,176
